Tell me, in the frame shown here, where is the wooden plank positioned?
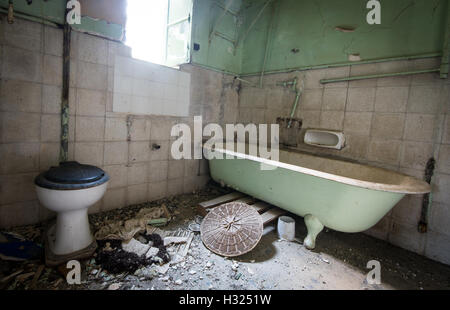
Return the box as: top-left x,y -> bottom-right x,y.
197,192 -> 246,216
30,265 -> 45,289
0,269 -> 24,284
199,192 -> 246,209
251,201 -> 272,214
260,208 -> 286,225
235,196 -> 255,205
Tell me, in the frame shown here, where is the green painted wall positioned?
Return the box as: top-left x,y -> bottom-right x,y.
0,0 -> 65,24
191,0 -> 244,74
1,0 -> 447,73
190,0 -> 448,75
241,0 -> 448,75
0,0 -> 124,40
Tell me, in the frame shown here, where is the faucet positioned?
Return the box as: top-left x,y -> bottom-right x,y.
276,77 -> 304,128
276,77 -> 298,91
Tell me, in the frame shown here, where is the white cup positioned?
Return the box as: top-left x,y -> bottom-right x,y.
277,216 -> 296,241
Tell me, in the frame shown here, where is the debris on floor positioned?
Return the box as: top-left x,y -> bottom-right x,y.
1,185 -> 450,290
94,205 -> 171,241
200,202 -> 263,257
0,232 -> 43,262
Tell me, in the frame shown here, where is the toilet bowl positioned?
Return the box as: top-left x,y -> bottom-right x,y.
35,161 -> 109,255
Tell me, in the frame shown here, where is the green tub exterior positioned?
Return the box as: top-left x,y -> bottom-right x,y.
207,153 -> 406,233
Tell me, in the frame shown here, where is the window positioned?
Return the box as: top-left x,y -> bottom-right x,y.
125,0 -> 192,67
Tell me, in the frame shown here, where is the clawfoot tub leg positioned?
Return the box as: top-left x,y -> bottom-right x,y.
304,214 -> 324,250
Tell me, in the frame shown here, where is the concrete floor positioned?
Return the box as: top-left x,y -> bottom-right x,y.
117,192 -> 450,290
2,184 -> 450,290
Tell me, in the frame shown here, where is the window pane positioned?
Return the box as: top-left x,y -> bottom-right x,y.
166,20 -> 191,67
168,0 -> 191,23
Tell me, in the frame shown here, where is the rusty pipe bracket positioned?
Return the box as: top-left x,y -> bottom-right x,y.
7,0 -> 14,24
418,158 -> 436,233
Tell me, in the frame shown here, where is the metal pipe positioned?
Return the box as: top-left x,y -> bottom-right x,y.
234,77 -> 257,87
7,0 -> 13,24
276,77 -> 302,128
167,16 -> 189,27
213,30 -> 237,44
260,1 -> 276,88
239,52 -> 442,77
214,1 -> 239,17
320,68 -> 440,84
287,90 -> 301,128
440,2 -> 450,78
188,62 -> 238,76
60,10 -> 71,162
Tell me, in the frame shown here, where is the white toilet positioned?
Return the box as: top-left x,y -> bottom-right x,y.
35,161 -> 109,256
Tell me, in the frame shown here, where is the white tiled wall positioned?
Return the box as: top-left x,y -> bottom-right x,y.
113,56 -> 190,116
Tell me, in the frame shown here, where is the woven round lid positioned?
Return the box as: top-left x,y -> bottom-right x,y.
200,202 -> 263,257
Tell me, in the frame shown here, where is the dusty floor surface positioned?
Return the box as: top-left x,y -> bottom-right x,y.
1,183 -> 450,290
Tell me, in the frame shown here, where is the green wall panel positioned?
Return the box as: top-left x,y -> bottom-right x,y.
0,0 -> 124,41
241,0 -> 447,74
191,0 -> 244,74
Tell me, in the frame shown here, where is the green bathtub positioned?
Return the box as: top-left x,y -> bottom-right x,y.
204,144 -> 431,249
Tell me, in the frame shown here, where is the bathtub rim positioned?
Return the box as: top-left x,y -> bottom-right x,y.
203,144 -> 431,195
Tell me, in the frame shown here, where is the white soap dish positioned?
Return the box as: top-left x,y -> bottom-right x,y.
304,129 -> 345,150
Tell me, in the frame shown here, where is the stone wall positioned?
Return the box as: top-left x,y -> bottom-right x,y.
1,16 -> 449,266
0,17 -> 238,228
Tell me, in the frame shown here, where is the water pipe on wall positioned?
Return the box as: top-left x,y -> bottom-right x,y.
234,76 -> 258,88
60,8 -> 71,162
320,68 -> 440,84
259,0 -> 277,88
238,52 -> 442,77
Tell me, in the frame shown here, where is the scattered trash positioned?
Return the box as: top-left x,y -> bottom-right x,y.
188,223 -> 201,233
107,283 -> 121,290
321,257 -> 330,264
95,239 -> 147,274
94,206 -> 170,240
277,216 -> 296,241
145,247 -> 159,258
231,262 -> 239,271
122,238 -> 150,257
153,264 -> 170,275
163,236 -> 188,246
30,265 -> 45,289
148,218 -> 168,227
175,279 -> 183,285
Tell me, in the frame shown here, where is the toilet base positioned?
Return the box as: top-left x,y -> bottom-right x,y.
44,222 -> 97,267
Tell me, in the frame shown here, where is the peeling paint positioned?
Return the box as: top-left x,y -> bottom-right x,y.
0,0 -> 124,41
